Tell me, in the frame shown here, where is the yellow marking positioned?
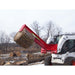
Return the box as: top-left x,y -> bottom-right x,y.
32,33 -> 40,40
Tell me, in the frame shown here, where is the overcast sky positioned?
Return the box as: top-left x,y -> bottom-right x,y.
0,10 -> 75,34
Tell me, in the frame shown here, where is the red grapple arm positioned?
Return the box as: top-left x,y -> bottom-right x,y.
19,24 -> 57,53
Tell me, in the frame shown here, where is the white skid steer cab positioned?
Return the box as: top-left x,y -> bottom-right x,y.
45,34 -> 75,65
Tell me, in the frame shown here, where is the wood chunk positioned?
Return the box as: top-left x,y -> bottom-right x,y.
0,60 -> 5,65
10,51 -> 21,57
14,29 -> 35,48
13,60 -> 28,65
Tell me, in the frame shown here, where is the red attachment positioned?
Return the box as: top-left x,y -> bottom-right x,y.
19,24 -> 57,54
47,44 -> 57,53
72,60 -> 75,65
41,48 -> 47,54
41,44 -> 57,54
19,24 -> 26,31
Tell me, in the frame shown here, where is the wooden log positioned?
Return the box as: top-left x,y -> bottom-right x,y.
10,51 -> 21,57
15,51 -> 21,57
26,53 -> 51,63
10,52 -> 14,57
0,60 -> 5,65
14,29 -> 34,48
13,60 -> 28,65
4,62 -> 11,65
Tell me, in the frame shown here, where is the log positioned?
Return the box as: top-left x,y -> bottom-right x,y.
26,53 -> 51,63
15,51 -> 21,57
4,62 -> 11,65
0,60 -> 5,65
13,60 -> 28,65
10,51 -> 21,57
14,29 -> 34,48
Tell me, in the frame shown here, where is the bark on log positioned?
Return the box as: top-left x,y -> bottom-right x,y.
26,53 -> 51,63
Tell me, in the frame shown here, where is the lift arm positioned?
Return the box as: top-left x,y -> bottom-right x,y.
15,24 -> 57,53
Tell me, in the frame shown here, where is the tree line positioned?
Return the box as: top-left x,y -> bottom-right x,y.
0,20 -> 62,53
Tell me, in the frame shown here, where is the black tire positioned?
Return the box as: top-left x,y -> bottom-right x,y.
44,55 -> 52,65
64,57 -> 75,65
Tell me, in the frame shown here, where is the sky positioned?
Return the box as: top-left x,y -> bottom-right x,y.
0,10 -> 75,34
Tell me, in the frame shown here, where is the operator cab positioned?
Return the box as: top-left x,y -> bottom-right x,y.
59,38 -> 75,54
57,34 -> 75,54
45,34 -> 75,65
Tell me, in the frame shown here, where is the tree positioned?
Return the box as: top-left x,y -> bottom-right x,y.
42,21 -> 62,42
0,31 -> 11,52
10,32 -> 17,43
0,31 -> 11,43
30,21 -> 42,36
29,21 -> 62,49
10,32 -> 17,38
56,26 -> 62,35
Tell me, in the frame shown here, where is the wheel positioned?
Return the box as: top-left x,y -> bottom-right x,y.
44,55 -> 52,65
64,57 -> 75,65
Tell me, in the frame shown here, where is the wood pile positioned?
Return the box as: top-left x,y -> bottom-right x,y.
10,51 -> 21,57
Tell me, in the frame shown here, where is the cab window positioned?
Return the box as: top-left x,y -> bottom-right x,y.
60,40 -> 75,54
54,36 -> 62,44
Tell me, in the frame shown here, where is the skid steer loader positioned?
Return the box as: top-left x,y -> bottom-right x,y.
14,24 -> 75,65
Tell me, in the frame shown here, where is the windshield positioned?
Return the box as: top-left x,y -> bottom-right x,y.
54,36 -> 62,44
47,35 -> 62,44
